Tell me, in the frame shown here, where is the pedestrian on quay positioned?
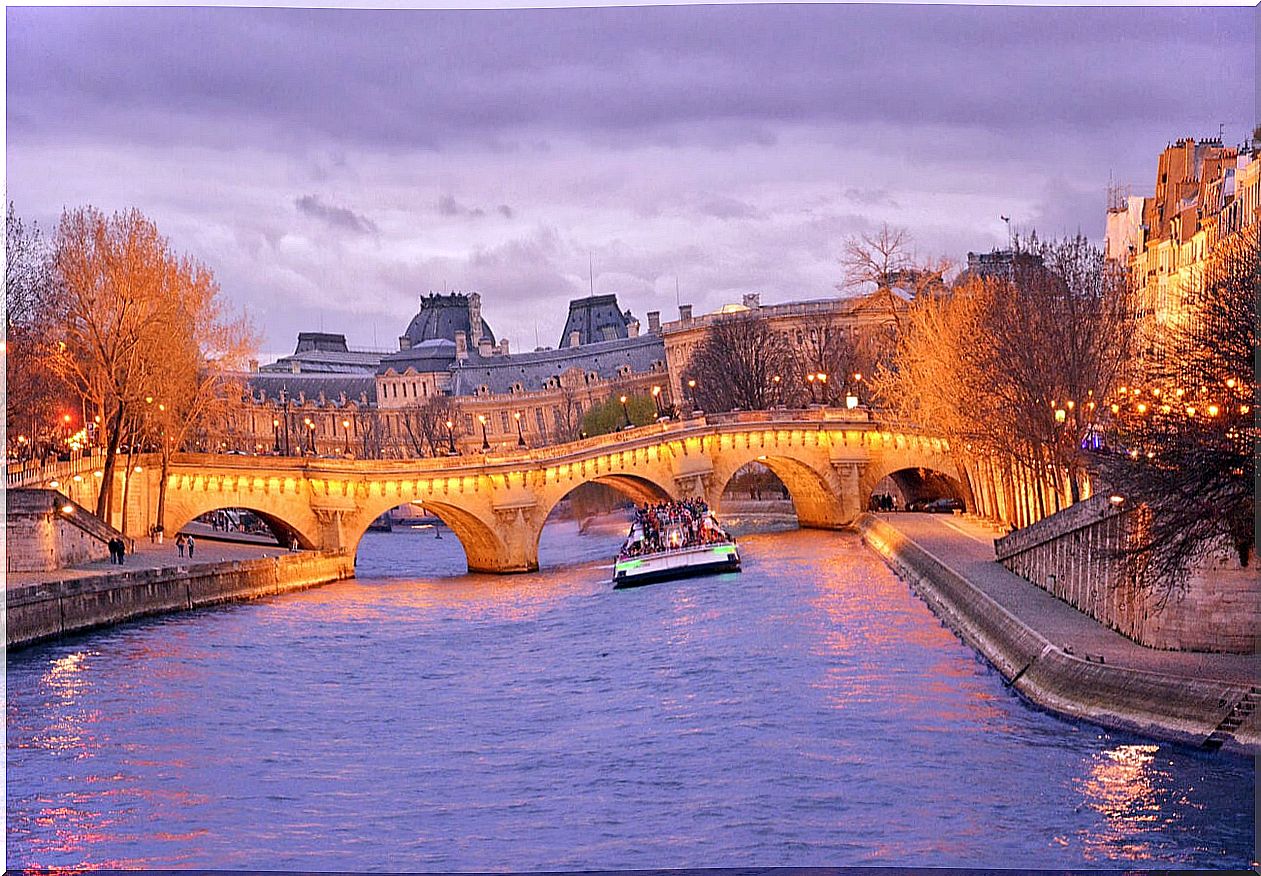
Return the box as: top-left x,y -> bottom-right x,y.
289,535 -> 299,552
108,537 -> 119,564
176,534 -> 186,558
155,523 -> 164,545
186,535 -> 196,558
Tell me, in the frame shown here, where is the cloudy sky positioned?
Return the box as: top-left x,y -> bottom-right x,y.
6,4 -> 1254,360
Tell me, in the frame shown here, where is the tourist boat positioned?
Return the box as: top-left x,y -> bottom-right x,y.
612,514 -> 741,588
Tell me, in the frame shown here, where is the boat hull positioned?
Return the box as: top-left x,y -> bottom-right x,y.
612,543 -> 741,589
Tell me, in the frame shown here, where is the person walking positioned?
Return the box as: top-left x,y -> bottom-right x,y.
176,534 -> 186,558
186,535 -> 196,558
108,537 -> 119,564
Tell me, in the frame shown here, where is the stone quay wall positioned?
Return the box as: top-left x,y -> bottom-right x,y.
994,494 -> 1259,653
857,514 -> 1258,754
8,550 -> 354,649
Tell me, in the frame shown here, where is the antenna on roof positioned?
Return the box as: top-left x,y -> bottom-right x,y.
588,252 -> 594,299
675,276 -> 680,308
534,322 -> 539,349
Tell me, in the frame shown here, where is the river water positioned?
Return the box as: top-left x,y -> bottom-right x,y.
7,522 -> 1254,870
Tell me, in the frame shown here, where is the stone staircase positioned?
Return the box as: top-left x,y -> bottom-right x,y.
1203,686 -> 1260,751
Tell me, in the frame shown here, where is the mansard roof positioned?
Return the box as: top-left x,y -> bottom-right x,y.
403,292 -> 495,347
449,334 -> 664,396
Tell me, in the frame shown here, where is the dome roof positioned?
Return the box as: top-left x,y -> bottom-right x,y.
402,292 -> 495,347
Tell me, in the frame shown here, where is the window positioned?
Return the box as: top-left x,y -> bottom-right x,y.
535,408 -> 547,433
500,411 -> 511,432
463,414 -> 474,433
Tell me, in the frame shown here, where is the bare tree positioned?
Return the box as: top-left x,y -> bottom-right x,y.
877,233 -> 1136,521
399,394 -> 455,457
838,224 -> 950,330
6,203 -> 73,456
686,312 -> 795,412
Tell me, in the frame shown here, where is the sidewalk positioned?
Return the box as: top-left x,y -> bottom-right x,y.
6,538 -> 289,591
874,512 -> 1260,686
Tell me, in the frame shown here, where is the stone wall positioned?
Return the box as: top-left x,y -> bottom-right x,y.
858,514 -> 1257,753
995,494 -> 1260,653
8,550 -> 354,649
6,489 -> 121,572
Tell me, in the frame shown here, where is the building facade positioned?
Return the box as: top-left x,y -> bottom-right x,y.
1105,137 -> 1260,351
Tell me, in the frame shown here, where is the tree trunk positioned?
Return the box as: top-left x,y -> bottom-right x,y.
95,399 -> 125,521
120,436 -> 135,537
157,447 -> 171,537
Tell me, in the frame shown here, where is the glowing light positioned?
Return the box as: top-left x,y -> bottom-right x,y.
1135,403 -> 1147,414
1207,405 -> 1219,417
1175,388 -> 1185,397
1242,405 -> 1251,414
62,414 -> 72,424
1054,408 -> 1066,423
1159,405 -> 1171,414
1185,406 -> 1196,417
61,503 -> 74,514
1226,377 -> 1237,389
48,479 -> 60,489
93,470 -> 103,478
1110,404 -> 1120,414
72,474 -> 83,482
1108,494 -> 1125,506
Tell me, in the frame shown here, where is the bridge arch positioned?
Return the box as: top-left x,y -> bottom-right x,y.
164,498 -> 322,550
348,493 -> 515,575
709,448 -> 848,530
531,471 -> 678,565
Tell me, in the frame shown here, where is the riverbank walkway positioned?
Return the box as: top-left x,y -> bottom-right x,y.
873,512 -> 1260,686
6,534 -> 287,591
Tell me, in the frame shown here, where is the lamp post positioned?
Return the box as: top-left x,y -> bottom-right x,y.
686,378 -> 697,414
478,414 -> 490,451
620,394 -> 632,430
817,372 -> 828,405
303,417 -> 315,454
651,385 -> 663,417
281,396 -> 291,456
806,373 -> 817,404
446,419 -> 457,455
342,418 -> 351,455
272,417 -> 281,454
514,411 -> 526,447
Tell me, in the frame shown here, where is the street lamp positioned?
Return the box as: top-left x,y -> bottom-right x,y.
817,372 -> 828,405
478,414 -> 490,451
651,385 -> 663,417
446,419 -> 457,455
620,394 -> 632,430
272,417 -> 281,454
686,378 -> 697,414
303,417 -> 315,454
514,411 -> 526,447
806,373 -> 818,404
342,418 -> 351,455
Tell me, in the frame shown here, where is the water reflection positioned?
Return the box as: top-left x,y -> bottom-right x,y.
7,526 -> 1254,870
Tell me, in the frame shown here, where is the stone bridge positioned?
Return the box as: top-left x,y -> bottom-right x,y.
28,410 -> 963,573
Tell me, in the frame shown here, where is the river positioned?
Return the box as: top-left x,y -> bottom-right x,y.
7,521 -> 1254,869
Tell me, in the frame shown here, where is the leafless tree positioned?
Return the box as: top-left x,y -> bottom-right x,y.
6,203 -> 72,455
686,312 -> 795,412
838,224 -> 948,332
877,233 -> 1136,521
399,394 -> 455,457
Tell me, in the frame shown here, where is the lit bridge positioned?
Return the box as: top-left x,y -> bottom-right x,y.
21,410 -> 963,573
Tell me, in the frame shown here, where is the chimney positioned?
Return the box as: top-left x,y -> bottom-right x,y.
290,360 -> 301,374
570,330 -> 581,348
742,292 -> 761,309
248,359 -> 259,373
468,292 -> 483,346
478,337 -> 493,357
679,304 -> 693,322
455,330 -> 468,362
647,311 -> 661,334
399,336 -> 412,350
627,318 -> 640,338
499,338 -> 510,355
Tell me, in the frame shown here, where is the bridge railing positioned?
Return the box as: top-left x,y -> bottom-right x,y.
6,449 -> 109,490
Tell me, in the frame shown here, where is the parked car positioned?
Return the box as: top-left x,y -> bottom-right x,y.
925,497 -> 964,514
